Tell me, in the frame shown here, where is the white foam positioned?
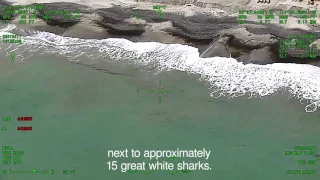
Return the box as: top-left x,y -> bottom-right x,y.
2,26 -> 320,112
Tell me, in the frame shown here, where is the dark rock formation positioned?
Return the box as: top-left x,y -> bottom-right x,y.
165,15 -> 238,42
0,0 -> 15,20
32,2 -> 91,28
200,25 -> 319,64
96,21 -> 145,35
238,47 -> 275,65
96,7 -> 145,35
220,27 -> 278,50
200,37 -> 231,58
244,23 -> 320,40
1,2 -> 319,66
96,6 -> 133,22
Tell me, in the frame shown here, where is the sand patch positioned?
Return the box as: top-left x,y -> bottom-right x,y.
63,23 -> 110,39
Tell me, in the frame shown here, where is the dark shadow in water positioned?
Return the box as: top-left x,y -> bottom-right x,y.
75,62 -> 135,77
0,86 -> 20,91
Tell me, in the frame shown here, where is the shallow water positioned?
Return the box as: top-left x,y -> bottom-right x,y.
0,52 -> 319,180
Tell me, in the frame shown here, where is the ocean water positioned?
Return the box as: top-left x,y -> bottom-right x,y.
0,24 -> 320,180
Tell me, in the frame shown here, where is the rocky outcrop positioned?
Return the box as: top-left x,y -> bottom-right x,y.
32,2 -> 90,28
2,1 -> 319,66
0,0 -> 15,20
200,37 -> 231,58
166,15 -> 238,42
200,26 -> 319,65
219,27 -> 278,50
310,39 -> 320,56
96,7 -> 145,35
238,47 -> 275,65
96,21 -> 145,35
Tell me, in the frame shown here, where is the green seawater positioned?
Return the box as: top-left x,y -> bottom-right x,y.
0,54 -> 319,180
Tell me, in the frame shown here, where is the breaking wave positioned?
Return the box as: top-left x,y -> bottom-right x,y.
1,24 -> 320,112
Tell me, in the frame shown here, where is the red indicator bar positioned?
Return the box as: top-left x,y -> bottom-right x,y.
17,126 -> 32,131
24,117 -> 32,121
17,117 -> 32,121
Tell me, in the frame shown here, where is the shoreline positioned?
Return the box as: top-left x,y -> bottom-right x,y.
0,0 -> 319,65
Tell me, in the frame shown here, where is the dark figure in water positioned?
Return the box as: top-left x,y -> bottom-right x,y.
257,0 -> 271,3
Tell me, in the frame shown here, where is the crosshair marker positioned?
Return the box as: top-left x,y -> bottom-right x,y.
11,53 -> 14,63
136,80 -> 185,103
